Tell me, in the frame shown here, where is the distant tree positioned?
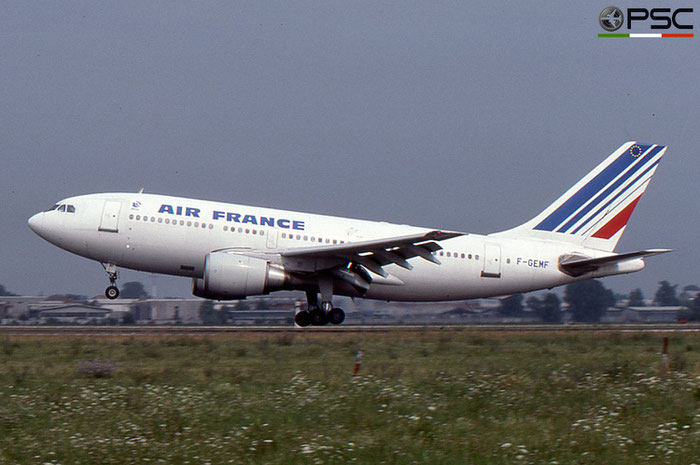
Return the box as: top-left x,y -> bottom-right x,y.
526,293 -> 562,323
687,295 -> 700,321
654,281 -> 679,306
120,282 -> 150,299
628,288 -> 645,307
0,284 -> 16,296
199,300 -> 227,325
564,280 -> 615,323
680,285 -> 700,305
498,294 -> 524,316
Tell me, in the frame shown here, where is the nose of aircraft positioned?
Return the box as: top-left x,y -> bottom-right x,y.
28,212 -> 45,236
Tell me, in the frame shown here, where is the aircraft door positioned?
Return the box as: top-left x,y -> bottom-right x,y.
266,229 -> 278,249
481,243 -> 502,278
98,200 -> 122,233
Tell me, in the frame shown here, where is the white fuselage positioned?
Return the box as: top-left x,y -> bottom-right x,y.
28,192 -> 641,301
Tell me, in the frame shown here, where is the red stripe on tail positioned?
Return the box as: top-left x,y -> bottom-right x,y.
592,196 -> 642,239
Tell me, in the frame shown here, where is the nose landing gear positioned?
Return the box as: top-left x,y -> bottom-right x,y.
101,263 -> 120,300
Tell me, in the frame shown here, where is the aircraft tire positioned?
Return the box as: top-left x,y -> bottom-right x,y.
328,307 -> 345,325
295,311 -> 311,327
105,286 -> 120,300
309,308 -> 328,326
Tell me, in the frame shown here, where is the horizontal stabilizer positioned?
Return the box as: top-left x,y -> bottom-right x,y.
559,248 -> 671,276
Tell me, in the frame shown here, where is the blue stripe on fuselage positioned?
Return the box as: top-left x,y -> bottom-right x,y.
555,145 -> 662,233
534,144 -> 652,232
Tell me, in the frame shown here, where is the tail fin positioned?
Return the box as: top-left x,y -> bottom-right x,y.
494,142 -> 667,252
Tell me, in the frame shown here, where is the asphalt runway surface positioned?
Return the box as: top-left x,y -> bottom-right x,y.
0,324 -> 698,336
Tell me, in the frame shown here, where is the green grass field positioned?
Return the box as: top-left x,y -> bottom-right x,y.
1,330 -> 699,464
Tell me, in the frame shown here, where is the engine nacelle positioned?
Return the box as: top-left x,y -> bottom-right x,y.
192,252 -> 287,300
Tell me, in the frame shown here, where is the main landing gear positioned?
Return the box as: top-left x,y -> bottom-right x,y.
295,290 -> 345,327
102,263 -> 120,300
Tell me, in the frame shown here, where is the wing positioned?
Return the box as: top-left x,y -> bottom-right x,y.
282,230 -> 461,272
559,249 -> 672,277
216,230 -> 463,293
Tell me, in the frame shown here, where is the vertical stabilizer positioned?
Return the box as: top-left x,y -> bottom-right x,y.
494,142 -> 667,252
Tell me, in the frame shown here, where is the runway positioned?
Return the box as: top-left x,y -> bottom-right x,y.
0,324 -> 698,336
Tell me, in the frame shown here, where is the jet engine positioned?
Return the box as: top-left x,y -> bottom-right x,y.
192,252 -> 287,300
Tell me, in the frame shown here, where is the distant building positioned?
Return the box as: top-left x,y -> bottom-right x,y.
129,299 -> 203,324
36,304 -> 111,324
624,306 -> 686,324
0,296 -> 67,323
226,309 -> 294,326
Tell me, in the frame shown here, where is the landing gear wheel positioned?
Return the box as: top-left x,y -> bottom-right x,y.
105,285 -> 120,300
309,308 -> 328,326
295,311 -> 311,327
328,307 -> 345,325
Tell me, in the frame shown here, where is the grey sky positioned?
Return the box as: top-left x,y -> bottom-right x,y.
1,2 -> 698,299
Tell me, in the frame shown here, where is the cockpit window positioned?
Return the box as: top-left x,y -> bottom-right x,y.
46,204 -> 59,212
58,205 -> 66,212
67,205 -> 75,213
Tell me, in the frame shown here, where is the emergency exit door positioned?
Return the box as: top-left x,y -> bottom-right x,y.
99,200 -> 121,233
266,229 -> 278,249
481,243 -> 502,278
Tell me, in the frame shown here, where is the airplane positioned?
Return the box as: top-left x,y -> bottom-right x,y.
28,141 -> 670,327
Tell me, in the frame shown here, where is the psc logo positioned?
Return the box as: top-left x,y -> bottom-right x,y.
599,7 -> 624,31
598,6 -> 694,37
